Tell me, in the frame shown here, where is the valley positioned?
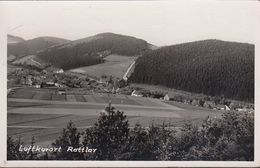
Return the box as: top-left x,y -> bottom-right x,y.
3,1 -> 256,161
6,33 -> 254,147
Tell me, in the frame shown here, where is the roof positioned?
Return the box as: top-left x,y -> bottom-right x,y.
132,90 -> 142,95
164,93 -> 176,98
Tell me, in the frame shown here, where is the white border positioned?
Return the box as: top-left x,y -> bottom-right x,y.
1,1 -> 260,167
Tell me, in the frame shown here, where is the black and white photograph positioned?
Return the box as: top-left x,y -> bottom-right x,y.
1,0 -> 260,167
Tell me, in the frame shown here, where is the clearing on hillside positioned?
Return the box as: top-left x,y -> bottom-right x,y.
70,54 -> 136,79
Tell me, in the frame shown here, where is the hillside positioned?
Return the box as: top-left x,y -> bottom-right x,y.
7,36 -> 70,57
7,34 -> 25,44
12,55 -> 49,69
70,54 -> 136,79
37,33 -> 152,70
130,39 -> 254,102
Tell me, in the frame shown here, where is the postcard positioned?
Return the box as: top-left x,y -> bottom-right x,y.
0,0 -> 259,167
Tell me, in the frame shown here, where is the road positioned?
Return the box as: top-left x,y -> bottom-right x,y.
123,60 -> 135,81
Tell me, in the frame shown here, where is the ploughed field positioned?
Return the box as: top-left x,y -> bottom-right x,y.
69,54 -> 136,79
7,87 -> 223,145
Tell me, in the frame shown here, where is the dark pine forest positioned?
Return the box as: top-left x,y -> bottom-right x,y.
130,40 -> 254,102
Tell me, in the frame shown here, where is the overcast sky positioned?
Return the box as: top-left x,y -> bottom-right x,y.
1,1 -> 260,46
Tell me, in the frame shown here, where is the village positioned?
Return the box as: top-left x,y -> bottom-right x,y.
7,66 -> 254,114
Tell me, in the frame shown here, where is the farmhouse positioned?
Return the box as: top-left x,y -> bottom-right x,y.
55,69 -> 64,74
237,108 -> 247,112
41,81 -> 55,87
46,81 -> 55,86
55,82 -> 66,88
26,76 -> 33,86
20,76 -> 33,86
131,90 -> 143,97
35,84 -> 41,88
57,89 -> 66,95
191,99 -> 200,106
225,105 -> 231,111
203,101 -> 217,109
164,93 -> 174,101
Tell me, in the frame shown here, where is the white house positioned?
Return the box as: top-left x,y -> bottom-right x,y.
131,90 -> 143,97
237,108 -> 247,112
164,93 -> 176,101
164,94 -> 170,101
46,81 -> 55,86
55,69 -> 64,74
55,83 -> 66,88
35,84 -> 41,88
57,89 -> 66,95
225,105 -> 231,111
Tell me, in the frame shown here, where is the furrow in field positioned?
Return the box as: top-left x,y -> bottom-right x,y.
8,114 -> 72,125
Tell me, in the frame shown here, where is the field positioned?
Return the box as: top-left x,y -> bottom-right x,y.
69,54 -> 136,79
7,87 -> 223,145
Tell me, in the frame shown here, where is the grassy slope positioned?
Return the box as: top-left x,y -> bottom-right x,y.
70,54 -> 136,79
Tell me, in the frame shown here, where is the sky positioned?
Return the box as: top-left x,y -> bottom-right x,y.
1,1 -> 260,46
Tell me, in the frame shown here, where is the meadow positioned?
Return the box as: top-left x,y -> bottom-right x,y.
70,54 -> 136,79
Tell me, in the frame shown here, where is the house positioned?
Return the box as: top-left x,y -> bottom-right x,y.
203,101 -> 217,109
164,94 -> 170,101
111,87 -> 116,94
215,104 -> 230,111
41,81 -> 55,87
237,108 -> 247,112
99,77 -> 107,84
163,93 -> 175,101
131,90 -> 143,97
203,101 -> 211,108
34,84 -> 41,88
25,75 -> 33,86
20,77 -> 26,85
26,78 -> 33,86
191,99 -> 200,106
40,75 -> 46,79
46,81 -> 55,86
55,83 -> 66,88
225,105 -> 231,111
55,69 -> 64,74
116,88 -> 120,94
57,89 -> 66,95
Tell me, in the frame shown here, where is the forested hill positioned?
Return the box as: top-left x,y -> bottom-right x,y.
130,39 -> 254,102
7,34 -> 25,44
37,33 -> 151,70
8,36 -> 70,57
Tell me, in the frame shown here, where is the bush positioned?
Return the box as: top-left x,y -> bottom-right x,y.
7,107 -> 254,161
52,121 -> 83,160
181,111 -> 254,161
82,103 -> 130,160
